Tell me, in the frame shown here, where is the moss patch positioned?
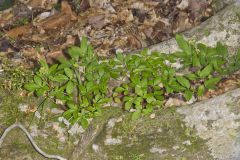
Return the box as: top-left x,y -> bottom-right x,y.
0,89 -> 74,159
81,108 -> 213,160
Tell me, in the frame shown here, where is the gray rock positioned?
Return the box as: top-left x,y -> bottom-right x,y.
78,107 -> 213,160
177,88 -> 240,160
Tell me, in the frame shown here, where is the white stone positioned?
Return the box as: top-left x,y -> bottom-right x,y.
104,138 -> 122,145
18,104 -> 28,112
68,123 -> 85,135
107,118 -> 116,129
177,0 -> 189,10
173,145 -> 180,150
92,144 -> 99,152
182,140 -> 192,146
34,111 -> 41,119
150,147 -> 167,154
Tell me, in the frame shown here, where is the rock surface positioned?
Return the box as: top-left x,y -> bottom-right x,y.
178,88 -> 240,160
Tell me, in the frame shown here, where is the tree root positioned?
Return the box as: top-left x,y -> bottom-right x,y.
0,123 -> 67,160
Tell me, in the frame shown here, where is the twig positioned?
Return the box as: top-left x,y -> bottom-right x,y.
0,123 -> 67,160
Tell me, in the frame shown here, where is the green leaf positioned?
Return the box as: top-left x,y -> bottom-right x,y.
34,75 -> 42,86
114,97 -> 121,103
80,37 -> 88,54
140,48 -> 148,56
135,104 -> 142,110
153,100 -> 163,106
82,97 -> 89,107
172,51 -> 188,59
24,83 -> 39,91
130,75 -> 140,84
175,34 -> 191,55
169,81 -> 186,92
81,118 -> 89,129
176,76 -> 190,88
58,58 -> 71,69
86,81 -> 94,92
143,104 -> 153,115
51,74 -> 69,82
36,88 -> 46,96
115,87 -> 125,93
135,85 -> 144,96
204,77 -> 221,89
125,101 -> 132,110
67,103 -> 78,110
146,96 -> 156,104
216,42 -> 227,57
110,71 -> 120,79
123,90 -> 129,95
98,97 -> 110,104
39,59 -> 49,74
49,87 -> 64,97
198,64 -> 213,78
192,52 -> 201,67
79,85 -> 87,95
39,59 -> 49,70
184,90 -> 193,101
211,59 -> 218,69
132,109 -> 141,120
237,48 -> 240,61
185,73 -> 198,81
63,109 -> 75,119
155,95 -> 164,101
123,96 -> 133,102
66,81 -> 74,94
207,47 -> 217,57
112,92 -> 118,97
153,77 -> 161,85
154,90 -> 164,95
116,52 -> 124,62
165,85 -> 173,94
133,97 -> 143,106
49,64 -> 58,74
68,46 -> 81,59
64,68 -> 74,79
197,85 -> 205,97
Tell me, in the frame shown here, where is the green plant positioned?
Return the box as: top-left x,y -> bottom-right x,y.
24,35 -> 240,127
173,35 -> 240,97
129,153 -> 143,160
0,59 -> 31,90
113,50 -> 168,120
13,17 -> 29,27
24,37 -> 118,128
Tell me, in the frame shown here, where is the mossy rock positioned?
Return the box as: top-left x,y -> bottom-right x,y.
75,108 -> 213,160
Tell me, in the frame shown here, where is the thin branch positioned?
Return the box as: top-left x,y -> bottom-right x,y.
0,123 -> 67,160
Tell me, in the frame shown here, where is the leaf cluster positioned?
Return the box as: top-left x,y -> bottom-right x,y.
24,35 -> 240,126
24,37 -> 117,128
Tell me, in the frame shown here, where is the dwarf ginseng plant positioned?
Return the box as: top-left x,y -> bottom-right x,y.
24,37 -> 119,128
25,35 -> 240,126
